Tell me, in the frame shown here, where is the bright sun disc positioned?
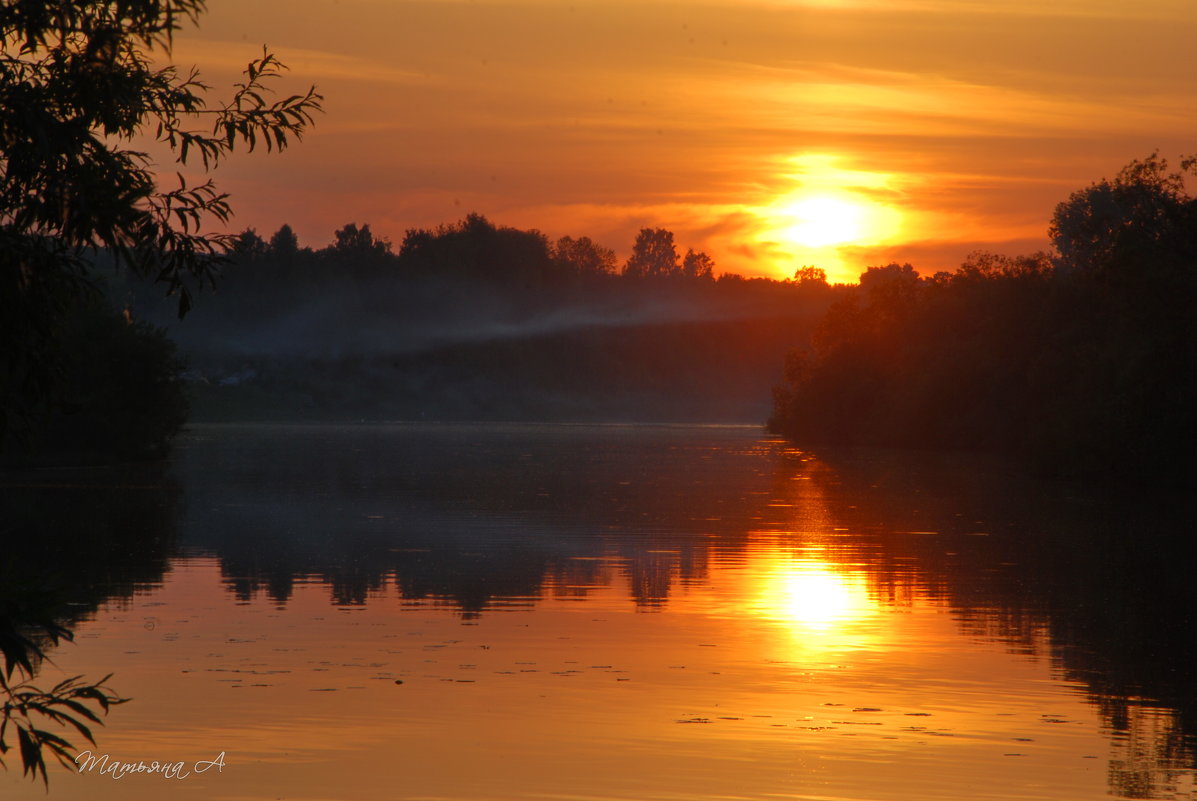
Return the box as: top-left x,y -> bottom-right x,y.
778,195 -> 867,248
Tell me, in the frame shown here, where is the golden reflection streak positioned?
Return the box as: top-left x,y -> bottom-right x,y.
746,554 -> 880,655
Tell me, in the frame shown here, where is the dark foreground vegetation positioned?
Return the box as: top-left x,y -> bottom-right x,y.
1,0 -> 318,783
1,0 -> 320,465
770,154 -> 1197,483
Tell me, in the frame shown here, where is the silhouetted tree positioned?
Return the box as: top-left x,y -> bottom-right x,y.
330,222 -> 392,259
682,248 -> 716,280
397,213 -> 555,284
553,235 -> 617,277
34,301 -> 189,459
1050,152 -> 1197,280
232,229 -> 269,262
269,223 -> 301,260
858,262 -> 922,322
954,251 -> 1051,283
624,228 -> 679,278
793,266 -> 828,286
323,222 -> 394,280
0,0 -> 321,450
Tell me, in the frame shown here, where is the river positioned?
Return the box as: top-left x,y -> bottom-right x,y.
2,422 -> 1194,800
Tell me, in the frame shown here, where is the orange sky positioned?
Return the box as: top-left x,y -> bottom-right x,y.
168,0 -> 1197,283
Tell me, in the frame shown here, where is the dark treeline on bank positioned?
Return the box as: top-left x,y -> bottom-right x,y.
770,154 -> 1197,483
5,211 -> 836,462
11,152 -> 1197,482
111,214 -> 836,428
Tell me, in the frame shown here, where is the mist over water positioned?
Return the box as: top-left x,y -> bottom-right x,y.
123,269 -> 830,424
152,275 -> 791,358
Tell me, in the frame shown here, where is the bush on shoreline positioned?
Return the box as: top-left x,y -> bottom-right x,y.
769,155 -> 1197,483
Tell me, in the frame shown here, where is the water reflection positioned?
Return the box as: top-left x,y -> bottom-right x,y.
2,423 -> 1195,800
168,424 -> 1197,799
771,445 -> 1197,800
1,460 -> 179,615
753,558 -> 876,631
0,461 -> 176,786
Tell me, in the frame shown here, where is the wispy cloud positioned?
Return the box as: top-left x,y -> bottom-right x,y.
170,39 -> 431,87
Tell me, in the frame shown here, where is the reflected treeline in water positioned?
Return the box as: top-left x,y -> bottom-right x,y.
13,424 -> 1189,797
168,424 -> 1197,798
172,424 -> 774,612
1,460 -> 180,620
768,446 -> 1197,800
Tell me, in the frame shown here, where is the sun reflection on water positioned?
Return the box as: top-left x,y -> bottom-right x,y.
747,554 -> 880,653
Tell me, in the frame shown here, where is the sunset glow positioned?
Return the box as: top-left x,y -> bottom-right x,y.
746,155 -> 906,280
774,195 -> 870,248
8,0 -> 1197,794
166,1 -> 1197,280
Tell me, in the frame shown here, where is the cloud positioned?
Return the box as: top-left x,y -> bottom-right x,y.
169,39 -> 429,86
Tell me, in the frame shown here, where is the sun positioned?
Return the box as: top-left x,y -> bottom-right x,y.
759,190 -> 901,281
776,194 -> 869,248
750,154 -> 906,282
764,189 -> 901,253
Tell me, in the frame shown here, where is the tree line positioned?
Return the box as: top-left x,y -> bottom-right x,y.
146,214 -> 833,428
770,153 -> 1197,483
225,213 -> 724,287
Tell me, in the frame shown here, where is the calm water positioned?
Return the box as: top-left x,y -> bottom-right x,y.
2,422 -> 1195,801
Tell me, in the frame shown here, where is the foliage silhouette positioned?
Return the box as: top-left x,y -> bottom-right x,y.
553,235 -> 617,277
0,569 -> 128,786
770,154 -> 1197,482
793,266 -> 828,286
0,454 -> 178,785
30,299 -> 189,461
1,0 -> 321,452
331,222 -> 392,261
681,248 -> 715,280
268,223 -> 301,262
623,227 -> 678,278
397,213 -> 555,285
1050,152 -> 1197,280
